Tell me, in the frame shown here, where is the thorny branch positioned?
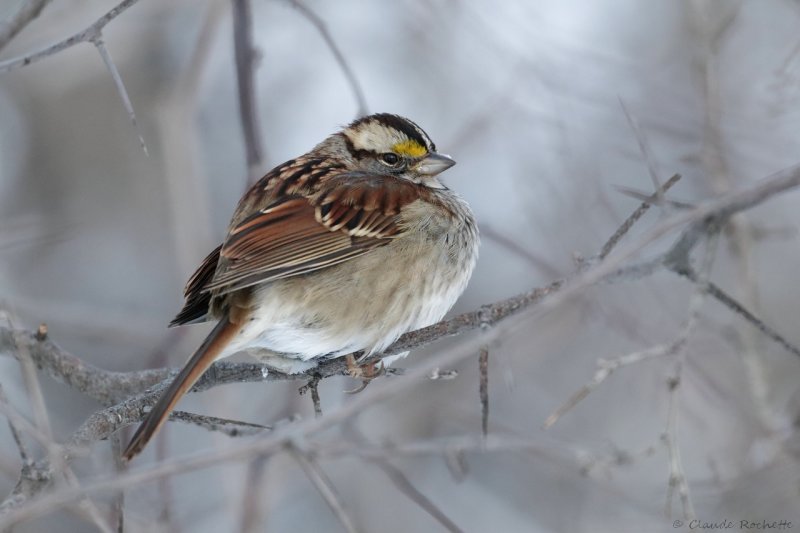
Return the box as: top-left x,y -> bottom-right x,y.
2,163 -> 800,526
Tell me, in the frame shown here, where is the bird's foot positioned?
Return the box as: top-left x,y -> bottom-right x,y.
345,355 -> 385,394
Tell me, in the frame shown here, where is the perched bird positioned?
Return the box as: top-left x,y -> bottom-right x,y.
122,113 -> 479,460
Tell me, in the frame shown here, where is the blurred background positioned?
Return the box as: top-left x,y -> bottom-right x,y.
2,0 -> 800,531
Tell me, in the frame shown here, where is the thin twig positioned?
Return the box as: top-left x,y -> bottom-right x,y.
543,343 -> 677,429
579,442 -> 660,477
480,224 -> 561,277
0,0 -> 148,155
478,346 -> 489,438
0,383 -> 31,466
694,10 -> 769,438
599,174 -> 682,260
0,401 -> 55,456
663,230 -> 720,521
613,184 -> 693,210
0,0 -> 142,73
371,460 -> 464,533
91,34 -> 148,155
62,468 -> 116,533
342,423 -> 465,533
239,455 -> 269,533
0,423 -> 116,529
232,0 -> 265,183
110,434 -> 125,533
12,328 -> 53,442
313,434 -> 576,462
0,0 -> 52,52
674,272 -> 800,359
298,375 -> 323,418
0,387 -> 113,530
663,381 -> 693,520
619,97 -> 663,195
284,0 -> 367,116
288,444 -> 360,533
169,411 -> 270,437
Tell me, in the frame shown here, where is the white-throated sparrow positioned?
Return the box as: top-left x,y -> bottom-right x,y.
123,113 -> 479,460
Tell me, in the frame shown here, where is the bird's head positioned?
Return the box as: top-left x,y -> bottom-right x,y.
336,113 -> 455,189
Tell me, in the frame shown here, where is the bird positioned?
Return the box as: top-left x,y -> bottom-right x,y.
122,113 -> 479,461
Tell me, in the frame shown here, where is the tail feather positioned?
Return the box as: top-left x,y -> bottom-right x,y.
122,317 -> 239,461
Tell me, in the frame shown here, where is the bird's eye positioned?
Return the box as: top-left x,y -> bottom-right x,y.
379,153 -> 400,166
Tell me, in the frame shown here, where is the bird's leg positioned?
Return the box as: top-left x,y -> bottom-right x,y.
345,355 -> 385,394
345,354 -> 363,378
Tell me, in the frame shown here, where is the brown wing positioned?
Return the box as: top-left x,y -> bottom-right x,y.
170,244 -> 222,326
203,172 -> 422,295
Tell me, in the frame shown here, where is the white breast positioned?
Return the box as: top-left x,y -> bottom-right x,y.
220,195 -> 479,373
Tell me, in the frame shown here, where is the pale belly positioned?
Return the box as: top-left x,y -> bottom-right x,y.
219,213 -> 478,373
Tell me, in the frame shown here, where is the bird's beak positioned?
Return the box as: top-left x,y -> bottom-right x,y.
415,153 -> 456,176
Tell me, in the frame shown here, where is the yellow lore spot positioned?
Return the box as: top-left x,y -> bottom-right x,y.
392,140 -> 427,158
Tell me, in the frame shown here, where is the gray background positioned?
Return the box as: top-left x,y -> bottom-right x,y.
1,0 -> 800,531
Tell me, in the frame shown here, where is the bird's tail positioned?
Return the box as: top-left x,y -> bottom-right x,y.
122,317 -> 239,461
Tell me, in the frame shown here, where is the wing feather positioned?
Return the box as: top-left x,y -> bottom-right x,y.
201,172 -> 422,295
170,244 -> 222,326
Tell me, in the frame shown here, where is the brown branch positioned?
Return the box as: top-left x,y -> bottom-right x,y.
0,163 -> 796,436
0,332 -> 489,526
3,163 -> 798,427
3,162 -> 800,526
0,0 -> 52,52
0,275 -> 565,410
